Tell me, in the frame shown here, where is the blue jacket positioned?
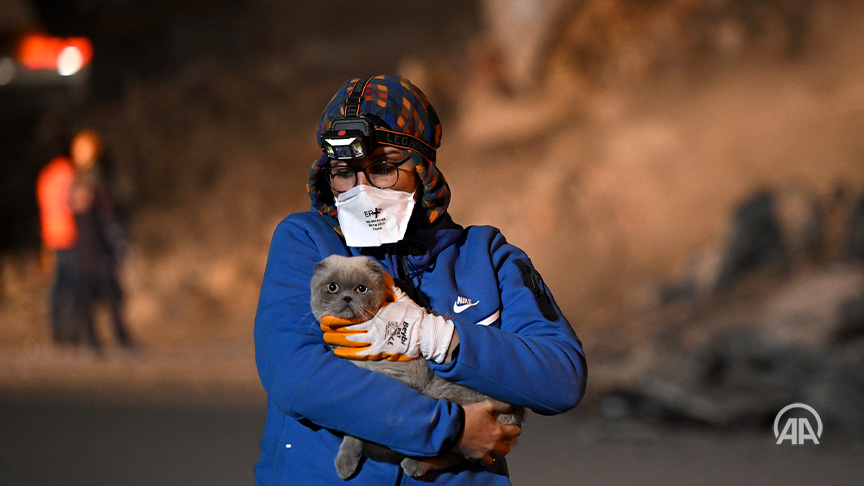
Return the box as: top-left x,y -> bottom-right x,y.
254,210 -> 587,485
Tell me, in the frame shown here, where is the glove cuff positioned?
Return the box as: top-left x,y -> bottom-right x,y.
419,314 -> 455,364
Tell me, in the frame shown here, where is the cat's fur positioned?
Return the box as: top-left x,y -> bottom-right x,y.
311,255 -> 524,479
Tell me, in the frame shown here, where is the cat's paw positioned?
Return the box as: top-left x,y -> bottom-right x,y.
335,437 -> 364,480
335,456 -> 360,480
401,453 -> 462,478
400,457 -> 435,478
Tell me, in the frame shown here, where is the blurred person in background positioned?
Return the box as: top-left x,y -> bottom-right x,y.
254,75 -> 586,485
36,143 -> 80,345
68,129 -> 134,351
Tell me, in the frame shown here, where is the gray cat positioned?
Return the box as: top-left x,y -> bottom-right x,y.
310,255 -> 524,479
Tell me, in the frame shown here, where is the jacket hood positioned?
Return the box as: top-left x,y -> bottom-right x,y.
306,75 -> 450,233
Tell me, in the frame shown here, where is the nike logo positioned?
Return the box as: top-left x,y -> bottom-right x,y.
453,296 -> 479,314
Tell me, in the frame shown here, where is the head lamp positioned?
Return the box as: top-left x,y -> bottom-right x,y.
319,77 -> 438,162
322,117 -> 374,160
321,115 -> 438,163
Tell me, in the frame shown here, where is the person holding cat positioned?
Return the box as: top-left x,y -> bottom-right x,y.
254,75 -> 587,485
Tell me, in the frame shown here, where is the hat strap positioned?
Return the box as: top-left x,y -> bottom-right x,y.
345,77 -> 372,118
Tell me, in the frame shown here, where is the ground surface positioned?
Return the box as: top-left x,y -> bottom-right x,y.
2,390 -> 862,486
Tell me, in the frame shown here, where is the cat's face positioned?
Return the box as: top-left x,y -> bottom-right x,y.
310,255 -> 389,321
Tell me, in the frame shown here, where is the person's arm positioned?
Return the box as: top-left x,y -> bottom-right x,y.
430,230 -> 587,415
254,215 -> 464,457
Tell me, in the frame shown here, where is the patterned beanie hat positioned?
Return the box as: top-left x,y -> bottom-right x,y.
307,75 -> 450,230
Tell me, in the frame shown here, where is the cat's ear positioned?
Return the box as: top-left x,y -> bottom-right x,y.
359,258 -> 396,303
314,258 -> 331,273
369,263 -> 397,303
365,259 -> 384,277
365,260 -> 390,281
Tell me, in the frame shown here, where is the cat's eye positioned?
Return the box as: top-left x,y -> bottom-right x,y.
327,283 -> 339,293
355,285 -> 368,294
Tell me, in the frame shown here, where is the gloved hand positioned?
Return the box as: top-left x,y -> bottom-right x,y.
321,288 -> 455,363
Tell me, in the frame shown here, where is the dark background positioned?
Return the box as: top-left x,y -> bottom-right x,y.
2,0 -> 864,484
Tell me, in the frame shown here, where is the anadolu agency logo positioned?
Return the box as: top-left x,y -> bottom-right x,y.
774,403 -> 822,445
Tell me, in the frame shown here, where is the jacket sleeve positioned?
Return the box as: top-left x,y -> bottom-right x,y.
430,230 -> 587,415
254,216 -> 464,457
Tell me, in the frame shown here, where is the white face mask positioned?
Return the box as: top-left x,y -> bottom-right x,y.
335,185 -> 416,247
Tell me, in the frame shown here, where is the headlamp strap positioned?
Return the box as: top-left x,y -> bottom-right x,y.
345,77 -> 372,118
375,128 -> 437,162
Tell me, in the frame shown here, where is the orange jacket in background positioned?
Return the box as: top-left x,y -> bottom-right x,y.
36,156 -> 77,250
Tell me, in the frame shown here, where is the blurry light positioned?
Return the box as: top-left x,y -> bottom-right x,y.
18,34 -> 58,69
0,57 -> 14,85
57,46 -> 84,76
17,33 -> 93,72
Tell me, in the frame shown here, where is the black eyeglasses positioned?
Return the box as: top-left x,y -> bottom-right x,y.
325,156 -> 411,193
